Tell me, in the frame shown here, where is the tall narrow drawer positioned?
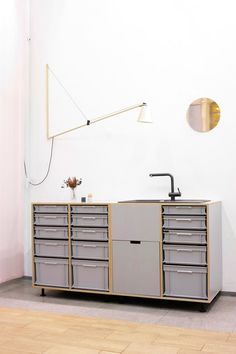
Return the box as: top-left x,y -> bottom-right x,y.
34,205 -> 68,213
71,227 -> 108,241
163,230 -> 206,244
34,214 -> 68,226
71,205 -> 108,214
34,226 -> 68,239
163,216 -> 206,229
72,260 -> 108,291
162,205 -> 206,216
71,214 -> 108,227
163,265 -> 207,299
72,241 -> 108,260
163,244 -> 207,265
35,240 -> 68,258
34,258 -> 69,288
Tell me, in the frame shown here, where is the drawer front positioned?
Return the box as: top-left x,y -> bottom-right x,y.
34,205 -> 68,213
34,258 -> 69,287
163,245 -> 207,265
163,205 -> 206,216
71,227 -> 108,241
72,260 -> 108,291
163,230 -> 206,244
71,205 -> 108,214
35,240 -> 68,258
72,241 -> 108,260
163,216 -> 206,229
71,214 -> 108,227
163,265 -> 207,299
34,214 -> 68,226
34,226 -> 68,239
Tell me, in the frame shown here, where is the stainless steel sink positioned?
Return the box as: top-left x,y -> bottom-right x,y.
118,199 -> 210,203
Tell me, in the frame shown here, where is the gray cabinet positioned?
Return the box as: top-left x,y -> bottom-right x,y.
112,204 -> 161,241
111,204 -> 161,297
112,240 -> 160,296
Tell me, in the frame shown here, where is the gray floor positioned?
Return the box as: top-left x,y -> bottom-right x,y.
0,277 -> 235,333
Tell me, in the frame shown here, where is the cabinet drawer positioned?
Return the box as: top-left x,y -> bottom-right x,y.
34,214 -> 68,226
35,240 -> 68,258
72,260 -> 108,291
72,241 -> 108,260
163,216 -> 206,229
71,205 -> 108,214
163,205 -> 206,216
71,214 -> 108,227
163,265 -> 207,299
71,227 -> 108,241
34,226 -> 68,239
34,205 -> 68,213
163,230 -> 206,244
34,258 -> 69,287
163,244 -> 207,265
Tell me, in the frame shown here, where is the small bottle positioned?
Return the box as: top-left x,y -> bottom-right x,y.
87,193 -> 93,203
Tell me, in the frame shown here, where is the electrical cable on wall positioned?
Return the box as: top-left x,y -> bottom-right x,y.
24,137 -> 54,186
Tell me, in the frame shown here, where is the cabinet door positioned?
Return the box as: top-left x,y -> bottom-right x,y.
112,241 -> 160,296
111,204 -> 161,241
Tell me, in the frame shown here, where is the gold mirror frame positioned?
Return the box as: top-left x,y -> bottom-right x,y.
187,97 -> 220,132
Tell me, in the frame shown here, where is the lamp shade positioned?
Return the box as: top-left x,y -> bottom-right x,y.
137,104 -> 152,123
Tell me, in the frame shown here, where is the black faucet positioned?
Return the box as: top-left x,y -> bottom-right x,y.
149,173 -> 181,201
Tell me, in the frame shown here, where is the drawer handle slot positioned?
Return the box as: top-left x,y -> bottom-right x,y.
175,206 -> 192,209
177,270 -> 193,274
175,218 -> 192,221
44,262 -> 59,265
130,241 -> 141,244
177,249 -> 193,252
42,216 -> 58,219
176,232 -> 193,236
43,228 -> 57,232
81,230 -> 96,233
44,242 -> 59,246
82,217 -> 96,220
82,245 -> 97,248
82,264 -> 97,268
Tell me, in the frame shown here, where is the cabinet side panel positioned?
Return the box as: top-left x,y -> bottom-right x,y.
111,204 -> 161,241
208,202 -> 222,300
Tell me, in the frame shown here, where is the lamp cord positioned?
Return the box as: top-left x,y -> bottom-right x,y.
24,137 -> 54,186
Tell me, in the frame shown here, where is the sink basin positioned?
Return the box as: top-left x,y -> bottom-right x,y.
119,199 -> 210,203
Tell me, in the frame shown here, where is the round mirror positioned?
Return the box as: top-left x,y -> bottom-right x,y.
187,97 -> 220,132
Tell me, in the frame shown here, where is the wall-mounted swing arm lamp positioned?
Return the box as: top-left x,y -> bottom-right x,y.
47,101 -> 152,139
46,64 -> 152,139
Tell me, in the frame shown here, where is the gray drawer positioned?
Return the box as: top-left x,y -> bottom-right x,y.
71,227 -> 108,241
71,214 -> 108,227
163,230 -> 206,244
163,216 -> 206,229
72,241 -> 108,260
163,244 -> 207,265
72,260 -> 108,291
71,205 -> 108,214
34,205 -> 68,213
34,226 -> 68,239
34,258 -> 69,287
163,205 -> 206,216
163,265 -> 207,299
34,214 -> 68,226
35,240 -> 68,258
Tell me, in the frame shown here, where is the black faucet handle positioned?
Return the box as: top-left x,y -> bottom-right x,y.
168,188 -> 181,199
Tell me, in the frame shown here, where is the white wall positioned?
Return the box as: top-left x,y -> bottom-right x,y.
0,0 -> 28,282
27,0 -> 236,291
